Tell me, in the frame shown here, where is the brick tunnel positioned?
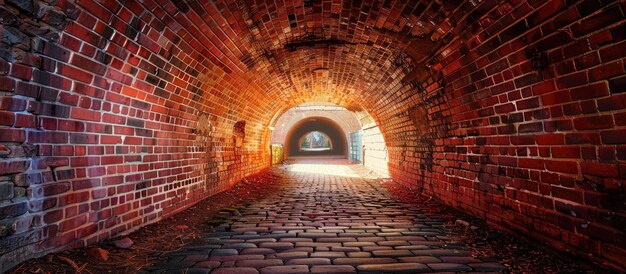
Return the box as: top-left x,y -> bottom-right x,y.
0,0 -> 625,272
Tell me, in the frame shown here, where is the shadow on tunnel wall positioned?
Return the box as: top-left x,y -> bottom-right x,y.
284,117 -> 348,158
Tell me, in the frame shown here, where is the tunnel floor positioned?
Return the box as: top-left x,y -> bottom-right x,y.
141,159 -> 510,274
10,159 -> 604,273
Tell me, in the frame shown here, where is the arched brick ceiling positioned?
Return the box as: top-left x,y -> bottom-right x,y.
2,0 -> 626,271
179,0 -> 477,120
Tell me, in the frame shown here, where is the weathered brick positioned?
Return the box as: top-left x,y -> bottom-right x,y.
6,0 -> 34,14
609,75 -> 626,94
571,5 -> 624,38
0,1 -> 624,272
0,181 -> 14,200
573,115 -> 614,130
601,129 -> 626,144
0,201 -> 28,218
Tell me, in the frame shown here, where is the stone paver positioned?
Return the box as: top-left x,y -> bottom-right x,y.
311,265 -> 357,273
141,160 -> 507,273
260,265 -> 309,274
357,263 -> 431,273
211,267 -> 259,274
286,258 -> 331,265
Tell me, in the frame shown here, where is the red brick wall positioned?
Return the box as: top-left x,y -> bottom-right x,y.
0,0 -> 624,271
0,0 -> 275,270
378,0 -> 626,271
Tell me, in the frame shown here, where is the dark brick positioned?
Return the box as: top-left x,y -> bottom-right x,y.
6,0 -> 34,15
0,181 -> 14,200
527,0 -> 566,26
515,73 -> 540,88
609,75 -> 626,94
44,9 -> 69,30
127,118 -> 145,128
0,201 -> 28,218
602,129 -> 626,144
571,5 -> 624,38
519,122 -> 543,133
0,7 -> 19,26
2,26 -> 30,49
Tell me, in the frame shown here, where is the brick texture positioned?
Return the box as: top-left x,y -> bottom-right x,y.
390,1 -> 626,272
0,0 -> 624,272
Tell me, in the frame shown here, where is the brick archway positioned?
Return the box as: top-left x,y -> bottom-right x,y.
0,0 -> 625,271
284,117 -> 348,158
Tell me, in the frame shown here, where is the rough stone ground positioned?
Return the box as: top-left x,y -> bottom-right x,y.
9,159 -> 607,273
140,159 -> 604,274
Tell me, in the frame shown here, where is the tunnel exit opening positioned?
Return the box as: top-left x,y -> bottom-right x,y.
284,116 -> 347,158
269,102 -> 390,178
299,131 -> 333,151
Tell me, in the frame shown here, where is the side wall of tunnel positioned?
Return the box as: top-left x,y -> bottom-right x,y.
366,1 -> 626,271
354,110 -> 389,177
0,0 -> 274,270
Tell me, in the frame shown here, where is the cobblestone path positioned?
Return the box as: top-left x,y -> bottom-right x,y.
142,160 -> 507,273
